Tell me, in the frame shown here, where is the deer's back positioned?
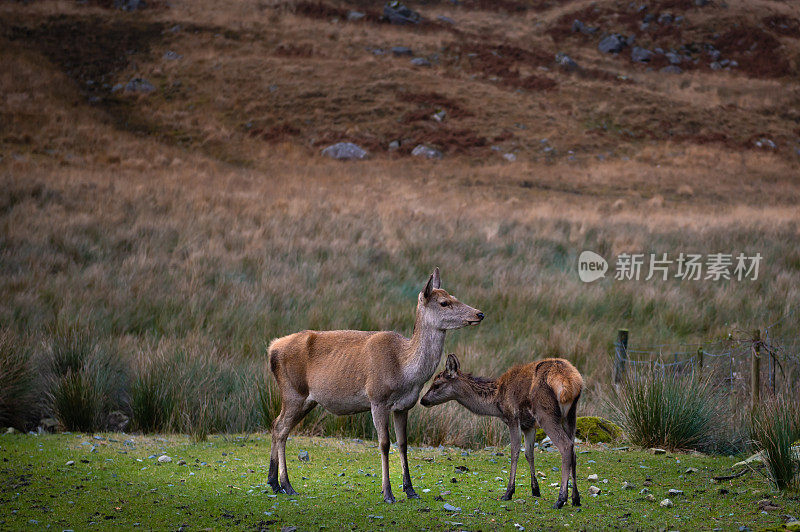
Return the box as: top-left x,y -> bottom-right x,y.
496,358 -> 583,423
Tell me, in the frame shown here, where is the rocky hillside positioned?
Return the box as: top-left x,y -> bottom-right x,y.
1,0 -> 799,168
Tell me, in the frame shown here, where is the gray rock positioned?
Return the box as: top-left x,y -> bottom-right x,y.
411,57 -> 431,67
710,61 -> 722,70
391,46 -> 413,56
657,13 -> 673,25
113,78 -> 156,94
383,1 -> 420,25
157,455 -> 172,463
66,460 -> 75,466
114,0 -> 146,11
640,487 -> 650,494
298,450 -> 310,461
650,448 -> 667,454
163,51 -> 182,61
660,65 -> 683,74
599,34 -> 628,54
503,153 -> 516,162
572,19 -> 585,32
665,52 -> 682,64
388,140 -> 400,150
587,473 -> 599,481
660,498 -> 673,507
685,467 -> 698,474
588,485 -> 601,495
411,145 -> 443,159
622,481 -> 635,490
631,46 -> 654,63
321,143 -> 368,160
347,11 -> 365,21
443,503 -> 461,512
668,488 -> 684,496
437,15 -> 455,25
555,52 -> 578,71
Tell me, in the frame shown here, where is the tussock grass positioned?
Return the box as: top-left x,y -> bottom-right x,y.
0,330 -> 35,430
749,398 -> 800,491
609,372 -> 738,453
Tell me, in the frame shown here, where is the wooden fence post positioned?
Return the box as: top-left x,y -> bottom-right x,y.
697,346 -> 704,373
614,329 -> 629,384
751,329 -> 761,411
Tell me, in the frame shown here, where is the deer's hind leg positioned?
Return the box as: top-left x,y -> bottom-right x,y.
565,395 -> 581,506
523,427 -> 541,497
536,399 -> 575,509
269,393 -> 316,495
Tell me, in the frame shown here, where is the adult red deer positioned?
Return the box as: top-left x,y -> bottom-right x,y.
267,268 -> 484,502
420,354 -> 583,509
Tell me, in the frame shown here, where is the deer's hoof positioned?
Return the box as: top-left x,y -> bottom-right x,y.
531,488 -> 541,498
405,489 -> 420,500
553,499 -> 566,510
500,493 -> 513,501
268,482 -> 281,494
383,494 -> 396,504
280,484 -> 298,496
572,498 -> 581,507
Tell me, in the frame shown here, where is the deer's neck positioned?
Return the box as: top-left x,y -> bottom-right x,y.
457,376 -> 502,418
405,312 -> 447,384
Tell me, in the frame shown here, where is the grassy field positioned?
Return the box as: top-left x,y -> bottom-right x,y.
1,432 -> 798,531
2,0 -> 800,442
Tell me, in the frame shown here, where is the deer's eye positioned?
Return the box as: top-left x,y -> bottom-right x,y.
440,301 -> 450,307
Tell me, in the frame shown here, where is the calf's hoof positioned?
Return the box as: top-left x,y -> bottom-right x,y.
572,497 -> 581,507
383,494 -> 396,504
552,498 -> 567,509
531,487 -> 541,498
280,482 -> 298,496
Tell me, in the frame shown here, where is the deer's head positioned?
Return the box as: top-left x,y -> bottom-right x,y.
420,354 -> 465,406
416,267 -> 484,331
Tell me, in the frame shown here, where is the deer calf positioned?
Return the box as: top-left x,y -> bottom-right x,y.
267,268 -> 483,502
420,354 -> 583,509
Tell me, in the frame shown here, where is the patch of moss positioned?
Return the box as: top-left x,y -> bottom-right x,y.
576,416 -> 622,443
532,416 -> 622,443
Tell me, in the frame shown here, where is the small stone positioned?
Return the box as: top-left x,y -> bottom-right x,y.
650,448 -> 666,455
391,46 -> 413,56
555,52 -> 578,71
443,503 -> 461,512
631,46 -> 654,63
432,110 -> 446,122
503,153 -> 516,162
178,460 -> 186,466
646,494 -> 656,502
321,142 -> 368,160
5,427 -> 16,434
640,488 -> 650,494
66,460 -> 75,466
437,15 -> 455,25
383,1 -> 420,25
622,481 -> 635,490
588,485 -> 601,495
347,11 -> 365,21
660,498 -> 673,508
298,450 -> 310,461
116,78 -> 156,94
685,467 -> 698,474
598,34 -> 628,54
163,51 -> 182,61
587,473 -> 598,481
411,57 -> 431,67
157,455 -> 172,463
665,52 -> 682,64
411,145 -> 443,159
668,489 -> 684,496
660,65 -> 682,74
388,140 -> 400,150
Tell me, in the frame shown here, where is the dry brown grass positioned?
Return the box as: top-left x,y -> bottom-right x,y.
1,0 -> 799,442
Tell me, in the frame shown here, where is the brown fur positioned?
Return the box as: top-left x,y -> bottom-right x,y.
267,268 -> 484,503
421,355 -> 583,509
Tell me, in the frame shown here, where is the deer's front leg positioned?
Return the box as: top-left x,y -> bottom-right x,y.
393,410 -> 419,499
371,404 -> 395,503
501,421 -> 521,501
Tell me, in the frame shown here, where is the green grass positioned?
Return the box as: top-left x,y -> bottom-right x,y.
1,433 -> 798,530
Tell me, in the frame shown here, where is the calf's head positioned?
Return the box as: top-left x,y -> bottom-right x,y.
420,354 -> 466,406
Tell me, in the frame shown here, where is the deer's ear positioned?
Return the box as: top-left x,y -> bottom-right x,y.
423,273 -> 434,300
445,353 -> 460,377
431,267 -> 441,289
